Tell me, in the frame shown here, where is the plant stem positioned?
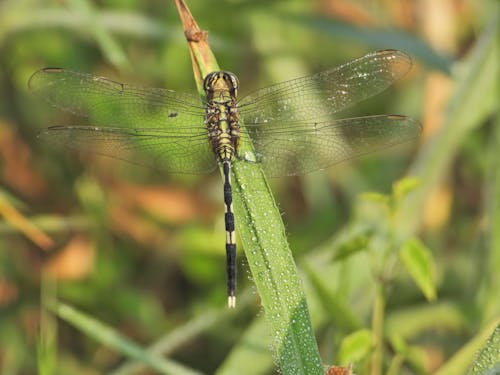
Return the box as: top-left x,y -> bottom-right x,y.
371,284 -> 385,375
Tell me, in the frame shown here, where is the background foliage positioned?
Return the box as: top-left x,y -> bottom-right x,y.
0,0 -> 498,374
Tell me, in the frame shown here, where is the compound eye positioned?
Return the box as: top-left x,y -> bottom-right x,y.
203,72 -> 216,91
226,72 -> 239,90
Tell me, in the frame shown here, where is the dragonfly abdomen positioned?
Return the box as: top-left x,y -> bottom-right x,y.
206,103 -> 239,307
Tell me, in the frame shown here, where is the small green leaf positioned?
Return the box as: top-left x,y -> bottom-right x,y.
338,329 -> 372,364
388,334 -> 408,354
360,192 -> 390,206
393,177 -> 421,203
399,238 -> 437,301
333,232 -> 369,261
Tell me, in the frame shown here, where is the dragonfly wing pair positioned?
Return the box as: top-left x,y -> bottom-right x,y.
29,68 -> 216,174
236,49 -> 420,176
29,50 -> 420,177
29,50 -> 421,307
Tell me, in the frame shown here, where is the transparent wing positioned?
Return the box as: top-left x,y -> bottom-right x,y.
29,68 -> 216,174
240,115 -> 421,177
38,125 -> 217,174
29,68 -> 206,128
238,50 -> 412,124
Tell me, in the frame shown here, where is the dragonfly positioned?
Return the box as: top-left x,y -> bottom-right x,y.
29,49 -> 421,308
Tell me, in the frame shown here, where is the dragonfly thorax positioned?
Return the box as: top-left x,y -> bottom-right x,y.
204,71 -> 240,163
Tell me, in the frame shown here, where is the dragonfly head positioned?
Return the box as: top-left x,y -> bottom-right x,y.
204,71 -> 239,98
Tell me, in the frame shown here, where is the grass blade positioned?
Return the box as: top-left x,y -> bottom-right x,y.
48,301 -> 203,375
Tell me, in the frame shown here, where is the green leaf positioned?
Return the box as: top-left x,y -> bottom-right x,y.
399,238 -> 436,301
467,323 -> 500,375
435,319 -> 500,375
233,39 -> 322,375
338,329 -> 372,364
360,192 -> 390,206
48,301 -> 202,375
393,177 -> 421,204
332,232 -> 369,261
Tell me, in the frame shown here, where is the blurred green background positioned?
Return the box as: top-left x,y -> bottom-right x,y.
0,0 -> 498,374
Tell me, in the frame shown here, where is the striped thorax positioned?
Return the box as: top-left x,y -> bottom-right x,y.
204,71 -> 240,162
